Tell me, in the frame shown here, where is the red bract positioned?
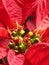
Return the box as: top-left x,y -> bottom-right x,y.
0,27 -> 8,38
0,38 -> 10,48
0,0 -> 16,31
25,43 -> 49,65
22,0 -> 38,22
2,0 -> 38,25
41,28 -> 49,38
36,0 -> 49,31
0,47 -> 7,59
8,50 -> 16,64
2,0 -> 22,24
0,20 -> 8,38
40,28 -> 49,43
8,50 -> 25,65
0,39 -> 9,60
45,37 -> 49,43
26,20 -> 35,31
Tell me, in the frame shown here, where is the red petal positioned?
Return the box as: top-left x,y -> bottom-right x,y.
8,50 -> 25,65
0,47 -> 7,59
23,0 -> 38,22
0,0 -> 16,30
15,0 -> 24,7
4,62 -> 9,65
0,27 -> 8,38
36,0 -> 49,30
45,37 -> 49,43
26,20 -> 35,31
0,38 -> 11,48
2,0 -> 22,24
8,50 -> 15,64
0,22 -> 4,27
40,28 -> 49,40
23,59 -> 31,65
11,54 -> 25,65
46,0 -> 49,12
26,43 -> 49,65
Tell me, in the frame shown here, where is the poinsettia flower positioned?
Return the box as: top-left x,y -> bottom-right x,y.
0,0 -> 49,65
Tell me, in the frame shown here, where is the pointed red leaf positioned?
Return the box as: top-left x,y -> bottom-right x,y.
26,43 -> 49,65
0,0 -> 17,31
15,0 -> 24,6
0,47 -> 7,59
45,37 -> 49,43
22,0 -> 38,22
8,50 -> 25,65
26,20 -> 35,31
0,22 -> 4,27
0,38 -> 11,48
36,0 -> 49,31
2,0 -> 22,24
0,27 -> 8,38
46,0 -> 49,12
8,50 -> 16,64
40,28 -> 49,43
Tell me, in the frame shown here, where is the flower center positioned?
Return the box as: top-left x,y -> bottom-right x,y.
7,25 -> 40,53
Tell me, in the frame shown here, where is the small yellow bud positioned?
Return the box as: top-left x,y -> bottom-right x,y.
13,31 -> 16,34
36,38 -> 41,42
19,36 -> 23,41
14,50 -> 19,52
9,42 -> 13,45
14,46 -> 18,49
12,31 -> 16,36
20,30 -> 25,35
14,37 -> 18,40
29,31 -> 33,36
